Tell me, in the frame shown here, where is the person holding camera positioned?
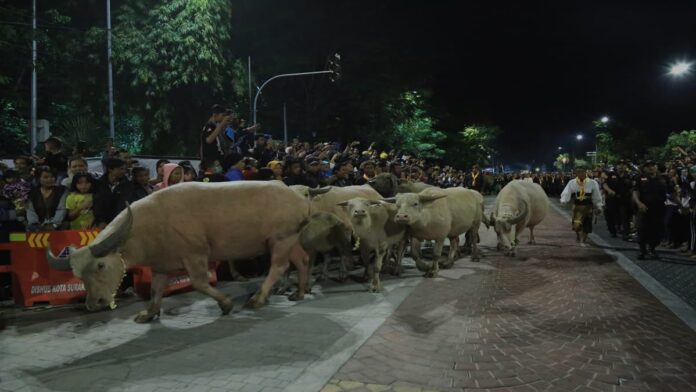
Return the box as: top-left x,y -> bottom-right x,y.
200,104 -> 234,169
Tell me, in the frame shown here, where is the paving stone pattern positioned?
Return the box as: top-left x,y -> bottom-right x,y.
0,265 -> 421,392
580,202 -> 696,311
331,204 -> 696,392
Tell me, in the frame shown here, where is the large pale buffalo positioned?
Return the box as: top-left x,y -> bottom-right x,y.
384,187 -> 486,277
490,180 -> 549,256
47,181 -> 311,322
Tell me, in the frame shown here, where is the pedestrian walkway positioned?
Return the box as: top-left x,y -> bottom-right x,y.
325,204 -> 696,392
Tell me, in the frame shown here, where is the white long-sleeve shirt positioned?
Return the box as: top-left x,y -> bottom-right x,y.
560,178 -> 604,209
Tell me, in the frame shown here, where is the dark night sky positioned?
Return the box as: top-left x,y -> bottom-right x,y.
237,1 -> 696,164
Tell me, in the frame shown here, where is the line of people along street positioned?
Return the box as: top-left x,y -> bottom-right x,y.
2,104 -> 696,263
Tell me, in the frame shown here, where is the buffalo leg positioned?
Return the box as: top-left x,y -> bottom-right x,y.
528,226 -> 536,244
441,236 -> 459,269
470,227 -> 481,262
188,262 -> 233,316
247,238 -> 294,308
426,240 -> 444,278
370,246 -> 386,293
134,272 -> 168,323
288,243 -> 309,301
412,239 -> 430,273
393,239 -> 406,276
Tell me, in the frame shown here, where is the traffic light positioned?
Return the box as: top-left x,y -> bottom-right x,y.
328,53 -> 341,82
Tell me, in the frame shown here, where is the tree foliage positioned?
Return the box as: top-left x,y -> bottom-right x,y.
108,0 -> 242,154
644,130 -> 696,161
384,92 -> 446,159
444,124 -> 500,169
0,101 -> 29,155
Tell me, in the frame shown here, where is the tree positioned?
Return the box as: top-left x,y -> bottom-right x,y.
0,101 -> 29,155
649,130 -> 696,161
554,152 -> 570,171
107,0 -> 244,154
444,124 -> 500,168
385,91 -> 446,159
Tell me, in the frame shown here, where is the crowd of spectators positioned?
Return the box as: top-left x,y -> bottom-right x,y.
2,104 -> 696,262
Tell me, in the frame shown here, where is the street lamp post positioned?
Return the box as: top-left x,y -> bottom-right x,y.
253,53 -> 341,124
252,70 -> 334,124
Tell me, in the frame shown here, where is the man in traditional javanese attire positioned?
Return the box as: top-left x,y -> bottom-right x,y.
560,167 -> 604,245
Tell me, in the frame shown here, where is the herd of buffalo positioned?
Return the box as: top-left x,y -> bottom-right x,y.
46,173 -> 549,323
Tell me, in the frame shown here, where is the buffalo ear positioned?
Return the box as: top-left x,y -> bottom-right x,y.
380,197 -> 396,204
368,200 -> 382,206
336,201 -> 349,207
97,261 -> 106,270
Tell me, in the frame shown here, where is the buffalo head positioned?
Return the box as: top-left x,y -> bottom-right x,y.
47,205 -> 134,311
491,201 -> 527,256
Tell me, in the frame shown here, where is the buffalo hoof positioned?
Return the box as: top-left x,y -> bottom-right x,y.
423,270 -> 438,278
337,272 -> 348,283
219,298 -> 233,315
528,240 -> 536,245
288,291 -> 305,301
243,297 -> 265,310
368,285 -> 382,293
472,257 -> 481,263
439,260 -> 454,269
134,310 -> 160,323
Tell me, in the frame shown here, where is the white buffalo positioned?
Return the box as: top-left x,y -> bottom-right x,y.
490,180 -> 549,256
384,188 -> 486,277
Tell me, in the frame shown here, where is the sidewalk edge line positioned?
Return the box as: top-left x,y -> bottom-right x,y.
550,202 -> 696,332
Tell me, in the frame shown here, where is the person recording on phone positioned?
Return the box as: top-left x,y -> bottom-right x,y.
200,104 -> 235,169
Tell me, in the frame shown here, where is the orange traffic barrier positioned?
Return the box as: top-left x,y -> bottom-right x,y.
2,230 -> 217,307
2,230 -> 96,306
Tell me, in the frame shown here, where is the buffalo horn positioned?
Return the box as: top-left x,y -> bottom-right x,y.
508,201 -> 528,225
308,186 -> 332,197
89,203 -> 134,258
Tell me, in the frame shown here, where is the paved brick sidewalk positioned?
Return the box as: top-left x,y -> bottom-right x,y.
0,267 -> 422,392
327,204 -> 696,392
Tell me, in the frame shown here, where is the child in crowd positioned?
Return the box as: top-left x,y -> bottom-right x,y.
66,173 -> 95,230
154,163 -> 183,191
149,159 -> 170,185
178,161 -> 198,182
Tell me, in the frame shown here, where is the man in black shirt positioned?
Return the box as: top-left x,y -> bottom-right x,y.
603,161 -> 633,239
633,161 -> 668,259
200,104 -> 233,170
465,165 -> 485,193
37,136 -> 68,182
93,158 -> 128,228
304,157 -> 324,188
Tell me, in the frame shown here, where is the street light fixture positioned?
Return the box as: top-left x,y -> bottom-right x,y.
576,134 -> 584,141
600,116 -> 609,124
668,61 -> 693,77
